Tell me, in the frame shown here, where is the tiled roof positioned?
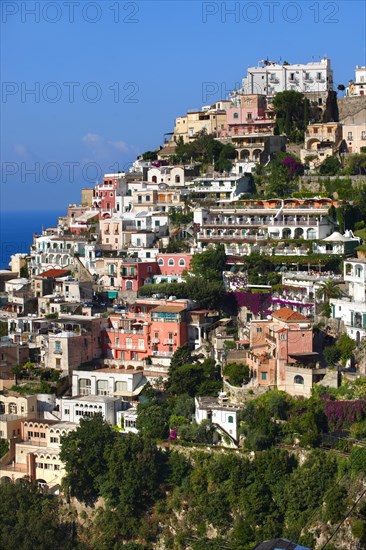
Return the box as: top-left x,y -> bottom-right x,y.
37,269 -> 71,278
272,307 -> 308,322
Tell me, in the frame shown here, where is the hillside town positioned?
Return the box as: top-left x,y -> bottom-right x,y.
1,58 -> 366,550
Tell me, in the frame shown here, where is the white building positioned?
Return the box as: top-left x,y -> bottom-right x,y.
346,66 -> 366,96
239,58 -> 333,98
331,258 -> 366,345
72,367 -> 147,401
116,406 -> 138,433
59,395 -> 123,424
195,395 -> 242,445
186,175 -> 250,203
30,235 -> 88,276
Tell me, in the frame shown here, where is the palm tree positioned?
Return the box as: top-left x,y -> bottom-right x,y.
316,280 -> 344,317
316,280 -> 343,302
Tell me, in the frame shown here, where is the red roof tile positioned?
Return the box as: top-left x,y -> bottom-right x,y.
272,307 -> 308,322
37,269 -> 71,278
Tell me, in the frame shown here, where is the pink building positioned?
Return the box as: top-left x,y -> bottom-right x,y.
120,259 -> 159,293
219,95 -> 275,138
249,307 -> 313,388
102,299 -> 189,365
156,253 -> 192,278
93,175 -> 125,219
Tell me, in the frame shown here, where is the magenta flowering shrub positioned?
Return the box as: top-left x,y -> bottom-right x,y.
324,400 -> 366,431
233,291 -> 272,316
282,156 -> 304,178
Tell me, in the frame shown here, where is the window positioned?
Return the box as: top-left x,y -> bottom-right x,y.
158,258 -> 164,266
294,375 -> 304,384
50,437 -> 59,443
233,112 -> 239,119
126,338 -> 132,349
79,379 -> 91,396
138,339 -> 145,350
55,341 -> 61,351
327,127 -> 332,133
228,416 -> 234,424
247,112 -> 252,120
179,259 -> 185,267
40,432 -> 46,439
256,327 -> 263,333
64,409 -> 69,415
290,72 -> 295,81
9,403 -> 17,414
280,334 -> 286,340
348,132 -> 353,140
146,195 -> 151,202
97,380 -> 109,396
261,372 -> 267,381
115,381 -> 128,393
362,131 -> 366,140
168,258 -> 175,266
126,280 -> 133,291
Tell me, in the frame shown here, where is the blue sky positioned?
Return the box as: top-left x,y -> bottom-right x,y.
1,0 -> 365,212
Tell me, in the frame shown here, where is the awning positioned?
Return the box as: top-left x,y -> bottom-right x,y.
107,291 -> 118,298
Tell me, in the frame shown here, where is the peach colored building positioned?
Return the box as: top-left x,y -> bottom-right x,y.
249,307 -> 313,389
0,419 -> 77,490
103,299 -> 190,367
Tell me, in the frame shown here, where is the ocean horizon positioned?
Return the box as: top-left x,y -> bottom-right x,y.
0,210 -> 63,270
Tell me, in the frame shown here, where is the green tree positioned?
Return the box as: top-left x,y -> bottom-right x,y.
136,400 -> 170,440
169,345 -> 193,380
319,156 -> 341,175
345,154 -> 366,175
316,280 -> 343,301
323,345 -> 341,366
0,321 -> 8,337
324,484 -> 347,522
0,481 -> 74,549
336,333 -> 356,364
271,90 -> 309,142
223,363 -> 250,386
60,414 -> 116,505
141,150 -> 158,161
101,434 -> 165,515
190,244 -> 226,281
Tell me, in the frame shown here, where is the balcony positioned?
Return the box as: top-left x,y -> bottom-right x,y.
53,349 -> 62,355
152,338 -> 160,343
164,338 -> 175,345
152,350 -> 173,357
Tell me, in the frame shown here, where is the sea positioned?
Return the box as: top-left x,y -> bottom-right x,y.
0,210 -> 64,270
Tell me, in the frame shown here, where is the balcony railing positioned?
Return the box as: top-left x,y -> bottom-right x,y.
152,350 -> 173,357
164,338 -> 175,345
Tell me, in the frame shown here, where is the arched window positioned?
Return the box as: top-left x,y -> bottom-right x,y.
233,112 -> 239,119
179,259 -> 186,267
294,375 -> 304,385
175,175 -> 180,183
126,280 -> 133,291
9,403 -> 17,414
152,175 -> 157,183
228,415 -> 234,423
158,258 -> 164,266
168,258 -> 175,266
